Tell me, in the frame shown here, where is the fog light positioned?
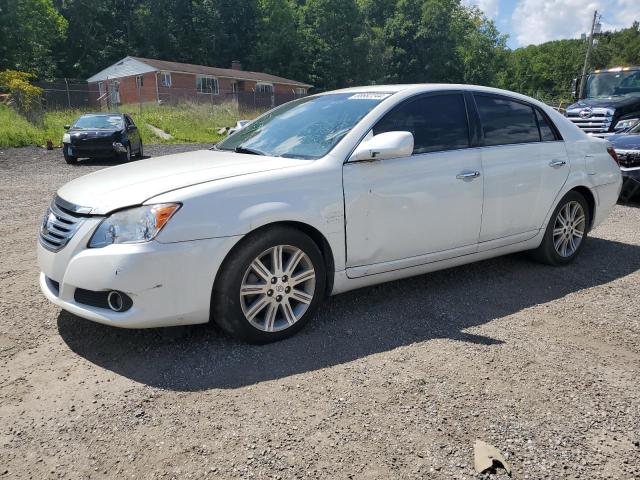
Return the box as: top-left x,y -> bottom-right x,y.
107,290 -> 132,312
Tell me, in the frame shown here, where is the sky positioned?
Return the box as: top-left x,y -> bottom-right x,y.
462,0 -> 640,49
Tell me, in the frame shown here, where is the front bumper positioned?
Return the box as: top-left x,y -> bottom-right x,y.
64,141 -> 126,158
38,225 -> 241,328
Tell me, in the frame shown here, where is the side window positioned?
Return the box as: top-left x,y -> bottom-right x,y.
474,95 -> 540,146
536,109 -> 559,141
373,94 -> 470,154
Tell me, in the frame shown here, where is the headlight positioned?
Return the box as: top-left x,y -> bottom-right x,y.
88,203 -> 180,248
614,118 -> 639,131
62,133 -> 71,143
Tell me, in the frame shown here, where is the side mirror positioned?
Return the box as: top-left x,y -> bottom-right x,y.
351,131 -> 414,162
63,124 -> 71,130
570,77 -> 580,100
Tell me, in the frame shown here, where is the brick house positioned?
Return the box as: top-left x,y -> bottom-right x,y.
87,56 -> 312,109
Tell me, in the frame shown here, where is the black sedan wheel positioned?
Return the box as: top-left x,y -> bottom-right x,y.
119,144 -> 132,163
136,140 -> 144,158
63,145 -> 77,165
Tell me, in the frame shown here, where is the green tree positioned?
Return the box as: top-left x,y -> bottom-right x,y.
455,6 -> 508,85
300,0 -> 366,90
249,0 -> 305,81
0,0 -> 67,77
384,0 -> 466,83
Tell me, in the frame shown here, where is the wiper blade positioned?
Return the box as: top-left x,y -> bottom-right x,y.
235,145 -> 266,156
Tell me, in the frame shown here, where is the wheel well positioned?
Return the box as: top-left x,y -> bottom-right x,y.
570,186 -> 595,230
218,221 -> 336,297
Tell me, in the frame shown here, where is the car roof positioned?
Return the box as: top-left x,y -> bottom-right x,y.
318,83 -> 535,97
80,112 -> 124,117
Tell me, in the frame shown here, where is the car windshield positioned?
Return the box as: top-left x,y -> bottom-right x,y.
585,70 -> 640,98
216,93 -> 390,159
73,114 -> 124,130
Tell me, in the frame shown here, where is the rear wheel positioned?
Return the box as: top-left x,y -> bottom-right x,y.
212,227 -> 326,343
532,191 -> 590,265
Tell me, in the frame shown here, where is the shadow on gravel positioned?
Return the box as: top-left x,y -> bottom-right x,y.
71,156 -> 149,167
58,237 -> 640,391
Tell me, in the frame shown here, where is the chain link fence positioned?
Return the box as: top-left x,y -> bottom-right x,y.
35,78 -> 306,114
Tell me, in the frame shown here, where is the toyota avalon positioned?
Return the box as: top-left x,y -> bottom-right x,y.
39,85 -> 622,343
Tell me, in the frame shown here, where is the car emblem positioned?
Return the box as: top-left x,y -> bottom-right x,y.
579,108 -> 593,119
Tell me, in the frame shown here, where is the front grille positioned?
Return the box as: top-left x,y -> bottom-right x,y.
617,150 -> 640,169
566,108 -> 612,133
39,196 -> 88,252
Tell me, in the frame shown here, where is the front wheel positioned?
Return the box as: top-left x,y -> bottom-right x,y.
532,191 -> 590,266
212,227 -> 326,343
119,143 -> 132,163
136,140 -> 144,158
63,145 -> 77,164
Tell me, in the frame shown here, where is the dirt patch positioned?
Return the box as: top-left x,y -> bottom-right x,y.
0,146 -> 639,479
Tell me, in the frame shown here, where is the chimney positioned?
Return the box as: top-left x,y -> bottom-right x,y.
231,60 -> 242,71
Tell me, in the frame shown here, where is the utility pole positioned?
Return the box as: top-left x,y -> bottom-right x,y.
580,10 -> 599,98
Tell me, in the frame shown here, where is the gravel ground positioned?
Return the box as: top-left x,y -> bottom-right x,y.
0,145 -> 639,480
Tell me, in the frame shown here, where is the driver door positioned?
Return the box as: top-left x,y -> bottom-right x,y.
342,93 -> 484,278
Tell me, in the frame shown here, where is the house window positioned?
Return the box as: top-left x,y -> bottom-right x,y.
160,72 -> 171,87
197,75 -> 219,94
98,81 -> 105,96
295,87 -> 306,96
136,75 -> 144,88
256,83 -> 273,94
231,81 -> 238,94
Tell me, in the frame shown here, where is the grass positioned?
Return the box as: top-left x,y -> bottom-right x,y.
0,102 -> 261,148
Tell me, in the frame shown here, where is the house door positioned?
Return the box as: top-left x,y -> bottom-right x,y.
109,80 -> 120,106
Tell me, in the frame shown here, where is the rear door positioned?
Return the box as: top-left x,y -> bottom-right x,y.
472,94 -> 569,247
342,92 -> 484,277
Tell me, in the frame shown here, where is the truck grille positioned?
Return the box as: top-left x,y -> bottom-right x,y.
39,196 -> 89,252
566,108 -> 612,133
616,150 -> 640,169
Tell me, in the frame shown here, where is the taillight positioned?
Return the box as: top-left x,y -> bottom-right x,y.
607,146 -> 619,165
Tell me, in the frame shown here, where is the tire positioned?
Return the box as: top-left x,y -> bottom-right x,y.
63,145 -> 77,164
136,140 -> 144,158
532,191 -> 591,266
119,143 -> 132,163
211,226 -> 326,343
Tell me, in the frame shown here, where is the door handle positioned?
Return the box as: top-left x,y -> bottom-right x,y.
549,160 -> 567,168
456,171 -> 481,180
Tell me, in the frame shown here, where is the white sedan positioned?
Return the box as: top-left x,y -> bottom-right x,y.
38,85 -> 622,343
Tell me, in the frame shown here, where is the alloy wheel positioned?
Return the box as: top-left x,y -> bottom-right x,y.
552,201 -> 586,257
239,245 -> 316,332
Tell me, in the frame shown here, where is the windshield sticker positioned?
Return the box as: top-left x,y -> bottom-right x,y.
348,93 -> 392,100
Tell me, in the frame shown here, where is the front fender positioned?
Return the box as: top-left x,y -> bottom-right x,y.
150,164 -> 347,269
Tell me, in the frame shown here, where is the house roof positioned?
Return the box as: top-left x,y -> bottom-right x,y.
87,56 -> 312,88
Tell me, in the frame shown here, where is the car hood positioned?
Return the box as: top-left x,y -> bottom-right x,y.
609,133 -> 640,151
568,95 -> 640,110
57,150 -> 310,214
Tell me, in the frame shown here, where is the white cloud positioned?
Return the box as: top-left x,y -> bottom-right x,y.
512,0 -> 640,47
463,0 -> 500,18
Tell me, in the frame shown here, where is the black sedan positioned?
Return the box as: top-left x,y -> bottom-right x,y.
62,113 -> 143,164
609,121 -> 640,202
